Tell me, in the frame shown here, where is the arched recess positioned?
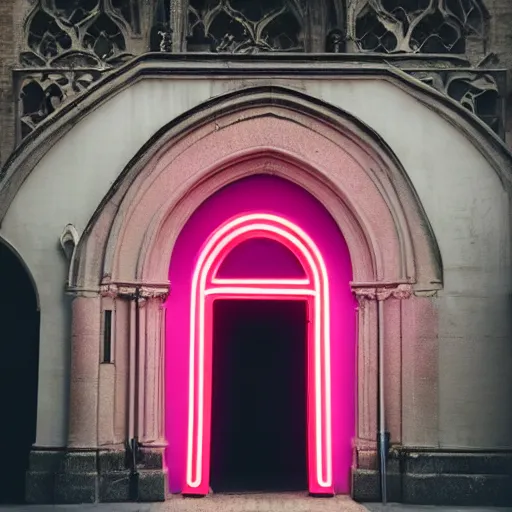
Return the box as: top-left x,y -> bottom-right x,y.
0,238 -> 40,504
71,86 -> 442,291
63,86 -> 442,497
166,174 -> 355,495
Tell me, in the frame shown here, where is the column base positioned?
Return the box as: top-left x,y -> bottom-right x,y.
352,449 -> 512,506
25,446 -> 167,504
26,450 -> 63,504
98,450 -> 131,502
136,446 -> 167,502
54,451 -> 98,504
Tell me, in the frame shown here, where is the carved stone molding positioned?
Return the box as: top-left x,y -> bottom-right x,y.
12,1 -> 505,143
350,0 -> 487,55
22,1 -> 134,69
352,283 -> 414,301
17,69 -> 104,139
99,282 -> 170,300
408,69 -> 505,138
59,223 -> 80,286
187,0 -> 305,53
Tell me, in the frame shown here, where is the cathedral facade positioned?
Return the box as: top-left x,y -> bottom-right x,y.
0,0 -> 511,506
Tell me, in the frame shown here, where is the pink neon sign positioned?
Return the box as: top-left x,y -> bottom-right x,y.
183,213 -> 334,495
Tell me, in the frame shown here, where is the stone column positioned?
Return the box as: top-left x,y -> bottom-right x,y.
352,291 -> 378,471
350,282 -> 413,502
136,287 -> 169,502
54,293 -> 101,503
67,294 -> 102,447
95,282 -> 169,503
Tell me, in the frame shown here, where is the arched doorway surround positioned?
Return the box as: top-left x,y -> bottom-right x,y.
64,87 -> 442,500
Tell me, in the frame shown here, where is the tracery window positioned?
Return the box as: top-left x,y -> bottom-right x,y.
22,0 -> 134,68
15,0 -> 503,143
351,0 -> 487,54
187,0 -> 304,53
19,1 -> 489,63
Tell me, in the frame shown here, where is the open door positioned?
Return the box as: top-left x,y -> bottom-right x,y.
0,242 -> 39,504
210,299 -> 308,492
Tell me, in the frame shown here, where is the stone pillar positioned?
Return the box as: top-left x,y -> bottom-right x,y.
351,282 -> 413,502
136,288 -> 168,502
55,293 -> 102,503
95,282 -> 169,503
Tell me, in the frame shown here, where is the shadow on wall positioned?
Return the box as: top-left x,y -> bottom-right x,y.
0,241 -> 40,504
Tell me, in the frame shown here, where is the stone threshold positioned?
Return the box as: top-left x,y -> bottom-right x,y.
155,492 -> 366,512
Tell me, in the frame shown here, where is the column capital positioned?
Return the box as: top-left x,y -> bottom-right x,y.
99,281 -> 170,301
352,282 -> 413,301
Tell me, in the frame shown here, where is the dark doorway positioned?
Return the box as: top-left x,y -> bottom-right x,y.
210,299 -> 308,493
0,242 -> 40,504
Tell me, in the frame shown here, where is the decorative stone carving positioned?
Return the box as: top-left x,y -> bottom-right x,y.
100,282 -> 170,301
409,69 -> 503,135
326,28 -> 346,53
60,223 -> 80,286
22,1 -> 134,68
18,0 -> 138,138
19,70 -> 102,138
187,0 -> 305,53
17,1 -> 178,139
352,283 -> 413,301
352,0 -> 487,54
14,1 -> 505,143
150,0 -> 173,51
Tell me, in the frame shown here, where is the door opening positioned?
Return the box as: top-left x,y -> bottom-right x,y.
210,299 -> 308,493
0,243 -> 40,504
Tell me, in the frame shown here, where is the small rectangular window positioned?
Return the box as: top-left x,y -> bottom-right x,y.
103,310 -> 112,363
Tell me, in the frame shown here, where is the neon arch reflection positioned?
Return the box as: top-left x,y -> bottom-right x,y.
183,213 -> 334,495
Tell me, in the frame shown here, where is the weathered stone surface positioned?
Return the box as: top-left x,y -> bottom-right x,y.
353,451 -> 512,506
99,471 -> 132,503
138,470 -> 167,502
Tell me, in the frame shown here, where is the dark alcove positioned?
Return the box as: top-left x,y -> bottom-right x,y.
0,242 -> 40,503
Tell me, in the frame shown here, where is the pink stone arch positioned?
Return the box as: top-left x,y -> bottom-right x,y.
67,87 -> 442,501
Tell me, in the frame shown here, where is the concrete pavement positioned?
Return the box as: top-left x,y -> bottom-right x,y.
0,496 -> 510,512
0,494 -> 362,511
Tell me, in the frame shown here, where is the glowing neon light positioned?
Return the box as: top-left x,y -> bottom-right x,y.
205,288 -> 316,296
184,213 -> 333,495
211,278 -> 311,286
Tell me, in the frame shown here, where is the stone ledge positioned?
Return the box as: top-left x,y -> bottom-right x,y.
403,473 -> 512,506
402,451 -> 512,475
25,447 -> 169,504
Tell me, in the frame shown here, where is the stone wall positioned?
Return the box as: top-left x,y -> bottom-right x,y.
2,0 -> 512,167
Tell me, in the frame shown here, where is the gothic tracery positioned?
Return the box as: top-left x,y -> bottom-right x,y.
15,0 -> 502,142
187,0 -> 304,53
352,0 -> 487,54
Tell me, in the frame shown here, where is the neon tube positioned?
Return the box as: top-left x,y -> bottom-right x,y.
184,214 -> 333,495
212,278 -> 311,286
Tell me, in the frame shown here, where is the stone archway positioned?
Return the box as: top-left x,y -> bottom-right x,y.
64,87 -> 442,501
